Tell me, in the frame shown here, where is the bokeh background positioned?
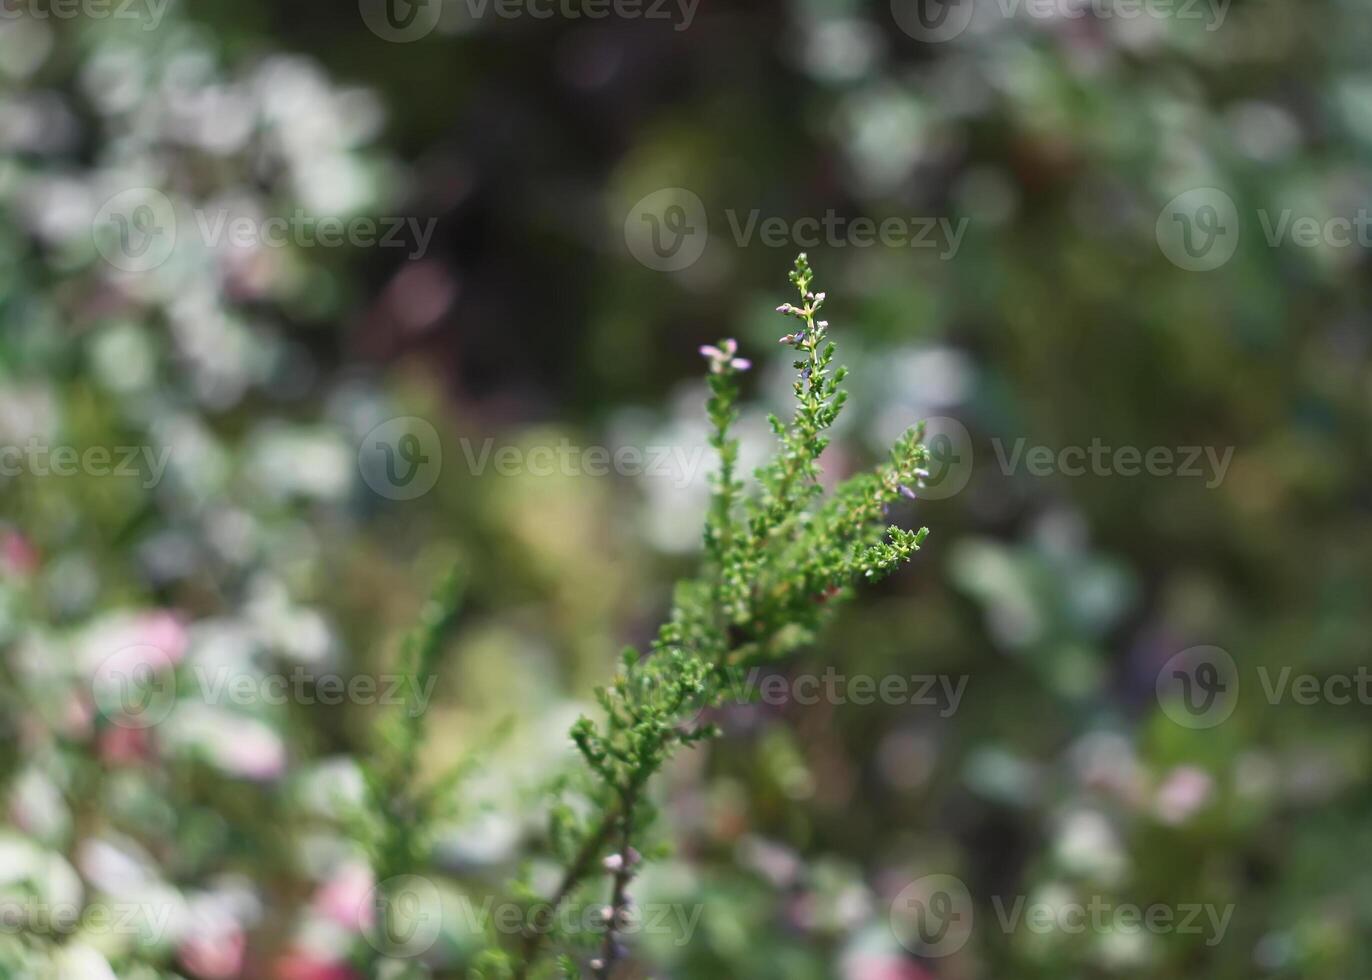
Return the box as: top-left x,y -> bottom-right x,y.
3,0 -> 1371,977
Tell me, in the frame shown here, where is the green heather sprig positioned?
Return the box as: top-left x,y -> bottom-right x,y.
349,567 -> 475,972
477,255 -> 932,980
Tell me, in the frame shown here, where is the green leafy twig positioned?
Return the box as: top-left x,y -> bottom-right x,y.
351,568 -> 468,975
503,255 -> 932,978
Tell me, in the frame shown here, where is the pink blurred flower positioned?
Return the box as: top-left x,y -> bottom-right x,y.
275,951 -> 361,980
1155,766 -> 1214,825
169,707 -> 289,782
314,863 -> 375,932
135,610 -> 190,663
0,528 -> 38,577
179,922 -> 247,979
213,720 -> 287,781
842,952 -> 933,980
83,610 -> 189,680
700,339 -> 752,374
98,725 -> 153,766
62,693 -> 96,739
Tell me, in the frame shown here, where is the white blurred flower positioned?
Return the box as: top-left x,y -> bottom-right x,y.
88,323 -> 157,395
1096,922 -> 1151,968
81,44 -> 147,115
0,834 -> 83,910
153,413 -> 231,504
245,577 -> 336,664
1054,809 -> 1127,885
0,384 -> 58,445
77,610 -> 188,676
52,944 -> 117,980
295,757 -> 367,819
1070,731 -> 1143,804
436,810 -> 521,869
8,768 -> 71,845
0,19 -> 53,82
245,425 -> 352,503
167,705 -> 287,781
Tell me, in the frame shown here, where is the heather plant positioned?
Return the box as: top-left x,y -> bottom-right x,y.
419,254 -> 934,979
349,568 -> 472,971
